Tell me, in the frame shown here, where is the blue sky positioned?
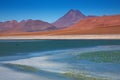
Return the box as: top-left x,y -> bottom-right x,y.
0,0 -> 120,23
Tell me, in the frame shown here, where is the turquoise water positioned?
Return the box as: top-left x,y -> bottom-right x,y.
0,40 -> 120,80
0,40 -> 120,56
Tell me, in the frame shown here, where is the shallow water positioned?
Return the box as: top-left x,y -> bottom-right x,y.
0,40 -> 120,80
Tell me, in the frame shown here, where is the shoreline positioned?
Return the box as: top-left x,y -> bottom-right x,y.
0,35 -> 120,39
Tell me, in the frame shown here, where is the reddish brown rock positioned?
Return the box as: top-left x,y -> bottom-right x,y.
0,19 -> 56,33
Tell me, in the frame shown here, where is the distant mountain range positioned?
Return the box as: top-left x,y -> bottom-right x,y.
0,19 -> 56,33
0,9 -> 120,35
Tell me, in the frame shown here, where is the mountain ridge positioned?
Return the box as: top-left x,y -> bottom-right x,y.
49,15 -> 120,35
0,19 -> 57,33
52,9 -> 87,28
0,9 -> 120,35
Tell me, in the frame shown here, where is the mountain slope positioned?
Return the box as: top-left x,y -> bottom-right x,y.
0,13 -> 120,35
1,15 -> 120,36
0,19 -> 56,33
0,20 -> 18,33
50,15 -> 120,35
52,9 -> 86,28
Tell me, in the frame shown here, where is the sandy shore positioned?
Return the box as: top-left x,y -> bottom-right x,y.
0,35 -> 120,39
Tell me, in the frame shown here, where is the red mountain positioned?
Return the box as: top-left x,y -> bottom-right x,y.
50,15 -> 120,35
0,20 -> 18,33
52,9 -> 86,28
0,19 -> 56,33
0,11 -> 119,36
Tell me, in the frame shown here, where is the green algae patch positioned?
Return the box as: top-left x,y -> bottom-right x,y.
76,50 -> 120,63
63,71 -> 108,80
4,63 -> 39,72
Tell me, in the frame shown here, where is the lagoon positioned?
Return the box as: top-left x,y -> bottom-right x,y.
0,40 -> 120,80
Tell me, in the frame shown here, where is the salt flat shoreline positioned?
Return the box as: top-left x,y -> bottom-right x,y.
0,35 -> 120,39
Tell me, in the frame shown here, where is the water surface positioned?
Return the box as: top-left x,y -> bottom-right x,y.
0,40 -> 120,80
